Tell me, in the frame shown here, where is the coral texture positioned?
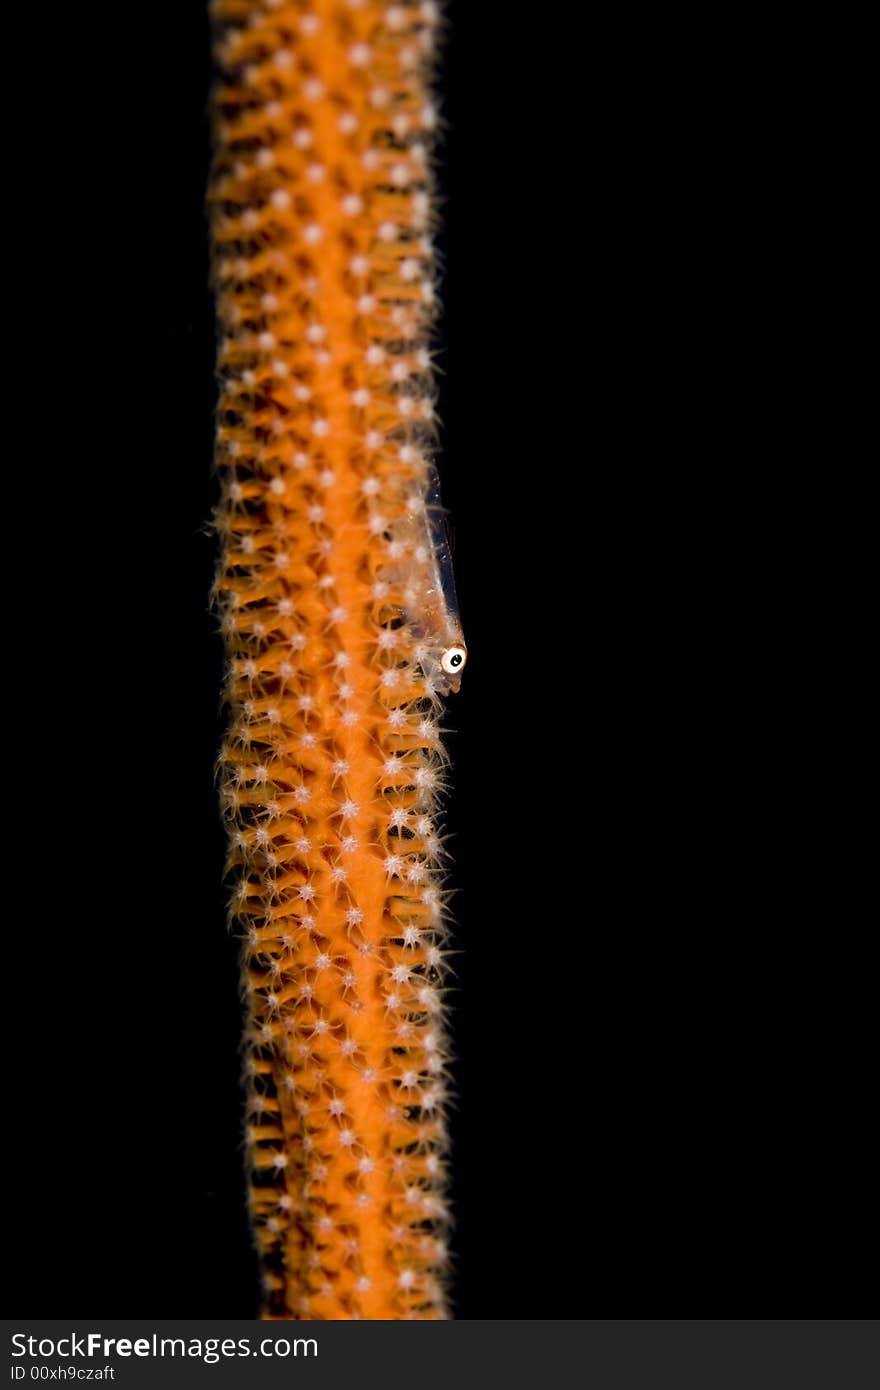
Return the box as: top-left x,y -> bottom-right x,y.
209,0 -> 455,1319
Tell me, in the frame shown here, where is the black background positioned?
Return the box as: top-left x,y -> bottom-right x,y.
7,3 -> 873,1318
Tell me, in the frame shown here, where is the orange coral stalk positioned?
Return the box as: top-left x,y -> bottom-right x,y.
209,0 -> 457,1319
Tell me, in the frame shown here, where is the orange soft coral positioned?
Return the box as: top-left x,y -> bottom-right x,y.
209,0 -> 456,1319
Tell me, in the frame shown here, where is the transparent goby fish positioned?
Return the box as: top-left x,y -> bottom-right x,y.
386,463 -> 467,696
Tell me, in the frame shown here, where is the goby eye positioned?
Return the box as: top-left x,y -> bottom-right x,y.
440,644 -> 467,676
